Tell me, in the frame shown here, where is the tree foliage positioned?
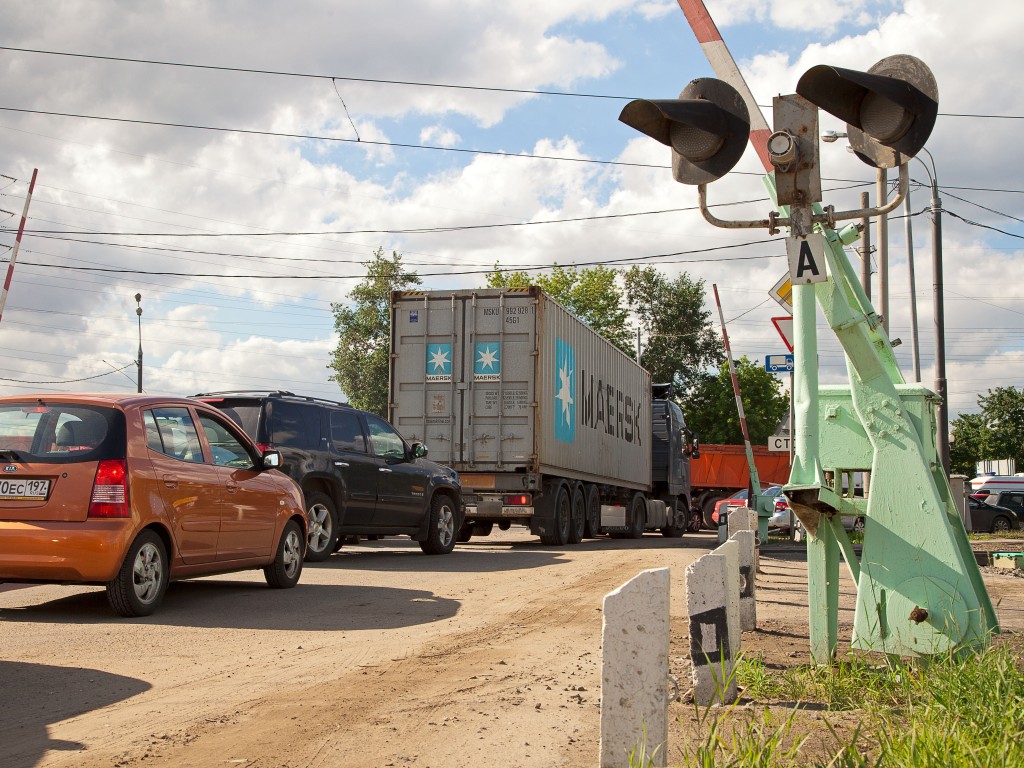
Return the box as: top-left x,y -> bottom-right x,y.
485,264 -> 633,354
328,247 -> 420,416
950,386 -> 1024,476
684,357 -> 789,445
623,266 -> 724,397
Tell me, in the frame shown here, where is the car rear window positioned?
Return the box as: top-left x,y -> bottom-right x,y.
0,403 -> 125,463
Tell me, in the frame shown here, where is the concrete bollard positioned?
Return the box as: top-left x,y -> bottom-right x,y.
600,568 -> 671,768
727,504 -> 756,537
685,540 -> 740,706
732,530 -> 757,631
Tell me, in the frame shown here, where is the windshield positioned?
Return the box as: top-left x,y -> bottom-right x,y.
0,403 -> 125,463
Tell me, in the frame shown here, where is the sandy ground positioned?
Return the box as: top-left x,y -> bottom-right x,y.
1,529 -> 1022,768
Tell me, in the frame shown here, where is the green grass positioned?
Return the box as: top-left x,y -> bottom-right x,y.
649,643 -> 1024,768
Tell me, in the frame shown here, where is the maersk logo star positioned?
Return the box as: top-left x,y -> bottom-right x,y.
477,345 -> 498,371
429,346 -> 451,372
554,338 -> 576,443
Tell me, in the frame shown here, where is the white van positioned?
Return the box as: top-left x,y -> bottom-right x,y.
969,475 -> 1024,497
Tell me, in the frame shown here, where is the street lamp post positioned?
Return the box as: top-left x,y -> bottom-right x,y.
917,149 -> 949,474
135,293 -> 143,393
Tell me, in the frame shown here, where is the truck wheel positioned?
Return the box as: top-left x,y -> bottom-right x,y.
456,523 -> 473,543
539,483 -> 571,546
568,484 -> 586,544
660,496 -> 686,538
473,522 -> 494,537
702,493 -> 727,530
628,493 -> 646,539
583,484 -> 601,538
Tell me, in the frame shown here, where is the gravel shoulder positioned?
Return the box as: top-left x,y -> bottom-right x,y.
2,531 -> 1022,767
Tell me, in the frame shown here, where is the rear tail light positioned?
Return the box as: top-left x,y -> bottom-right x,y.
775,500 -> 788,513
89,459 -> 130,518
503,494 -> 531,506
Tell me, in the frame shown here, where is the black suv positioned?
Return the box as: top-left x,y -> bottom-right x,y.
193,391 -> 463,560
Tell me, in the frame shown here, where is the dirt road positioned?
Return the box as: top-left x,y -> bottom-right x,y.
2,530 -> 1022,768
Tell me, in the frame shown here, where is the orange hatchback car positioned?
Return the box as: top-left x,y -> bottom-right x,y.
0,394 -> 307,616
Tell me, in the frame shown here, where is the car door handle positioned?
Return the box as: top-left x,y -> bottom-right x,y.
334,461 -> 349,468
226,483 -> 238,494
164,479 -> 178,490
379,467 -> 393,473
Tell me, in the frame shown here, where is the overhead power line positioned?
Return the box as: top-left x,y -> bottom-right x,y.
0,236 -> 785,279
0,46 -> 1020,120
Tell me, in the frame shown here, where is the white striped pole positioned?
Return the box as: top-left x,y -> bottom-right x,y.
0,168 -> 39,326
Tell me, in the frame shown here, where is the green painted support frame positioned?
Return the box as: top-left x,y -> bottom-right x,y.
767,175 -> 998,661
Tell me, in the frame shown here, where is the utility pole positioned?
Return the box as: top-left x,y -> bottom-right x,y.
135,293 -> 143,393
859,192 -> 871,299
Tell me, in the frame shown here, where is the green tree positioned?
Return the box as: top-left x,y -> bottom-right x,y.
328,247 -> 420,416
978,386 -> 1024,470
950,412 -> 984,477
485,264 -> 633,354
683,357 -> 789,445
623,265 -> 723,396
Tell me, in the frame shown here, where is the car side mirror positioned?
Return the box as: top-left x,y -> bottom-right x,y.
261,450 -> 283,469
410,442 -> 429,459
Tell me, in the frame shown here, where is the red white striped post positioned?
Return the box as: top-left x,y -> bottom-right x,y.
0,168 -> 39,326
712,283 -> 762,494
675,0 -> 773,173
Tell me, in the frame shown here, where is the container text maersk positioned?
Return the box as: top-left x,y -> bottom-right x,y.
578,370 -> 642,446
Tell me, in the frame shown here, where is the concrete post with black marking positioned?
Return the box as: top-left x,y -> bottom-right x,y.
733,530 -> 757,630
686,539 -> 740,706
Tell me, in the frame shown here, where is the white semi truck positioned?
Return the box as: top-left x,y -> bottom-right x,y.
389,287 -> 698,544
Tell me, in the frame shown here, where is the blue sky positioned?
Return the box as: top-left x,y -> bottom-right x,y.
0,0 -> 1022,417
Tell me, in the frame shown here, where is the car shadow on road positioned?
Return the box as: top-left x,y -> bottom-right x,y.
312,547 -> 568,573
0,582 -> 459,631
0,660 -> 150,768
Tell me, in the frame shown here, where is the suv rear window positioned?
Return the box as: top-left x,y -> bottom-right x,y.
267,401 -> 321,450
203,400 -> 262,441
0,403 -> 125,463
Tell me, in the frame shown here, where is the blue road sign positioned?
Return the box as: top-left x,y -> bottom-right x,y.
766,354 -> 794,373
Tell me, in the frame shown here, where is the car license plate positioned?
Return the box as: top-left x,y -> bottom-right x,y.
0,478 -> 50,500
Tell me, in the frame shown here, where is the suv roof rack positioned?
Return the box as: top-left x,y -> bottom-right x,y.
192,390 -> 352,408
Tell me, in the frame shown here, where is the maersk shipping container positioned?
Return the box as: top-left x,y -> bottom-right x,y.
389,287 -> 652,493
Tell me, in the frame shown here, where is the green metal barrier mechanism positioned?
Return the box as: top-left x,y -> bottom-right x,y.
769,174 -> 998,661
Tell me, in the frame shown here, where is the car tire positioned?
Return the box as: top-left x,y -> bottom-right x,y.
265,520 -> 304,588
583,484 -> 601,538
568,484 -> 586,544
107,530 -> 169,617
420,494 -> 457,555
303,492 -> 338,562
628,493 -> 646,539
539,483 -> 572,546
992,515 -> 1012,534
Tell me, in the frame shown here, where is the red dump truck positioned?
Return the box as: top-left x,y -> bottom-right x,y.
690,444 -> 791,528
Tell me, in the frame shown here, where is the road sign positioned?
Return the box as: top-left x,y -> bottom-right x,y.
769,274 -> 793,314
766,353 -> 794,373
786,233 -> 827,284
768,434 -> 791,452
771,316 -> 794,352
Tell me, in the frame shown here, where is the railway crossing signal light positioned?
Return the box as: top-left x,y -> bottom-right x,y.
618,77 -> 750,185
796,54 -> 938,168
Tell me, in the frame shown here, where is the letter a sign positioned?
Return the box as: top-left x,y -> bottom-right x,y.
786,234 -> 827,285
